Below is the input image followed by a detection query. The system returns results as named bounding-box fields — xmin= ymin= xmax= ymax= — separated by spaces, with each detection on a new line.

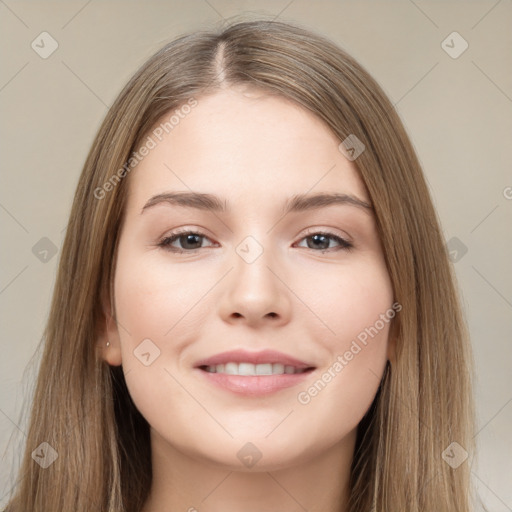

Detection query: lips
xmin=194 ymin=349 xmax=315 ymax=371
xmin=193 ymin=349 xmax=316 ymax=396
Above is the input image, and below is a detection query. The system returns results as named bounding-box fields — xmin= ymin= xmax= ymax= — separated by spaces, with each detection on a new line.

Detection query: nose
xmin=217 ymin=244 xmax=292 ymax=328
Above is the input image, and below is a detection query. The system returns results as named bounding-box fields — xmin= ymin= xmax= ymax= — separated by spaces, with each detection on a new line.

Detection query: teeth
xmin=204 ymin=362 xmax=308 ymax=375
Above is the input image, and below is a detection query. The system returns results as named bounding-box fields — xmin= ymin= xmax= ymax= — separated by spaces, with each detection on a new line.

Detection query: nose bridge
xmin=233 ymin=232 xmax=279 ymax=300
xmin=218 ymin=231 xmax=291 ymax=325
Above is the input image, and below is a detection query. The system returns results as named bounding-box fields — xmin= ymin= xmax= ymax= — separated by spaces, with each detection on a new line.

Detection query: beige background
xmin=1 ymin=1 xmax=511 ymax=509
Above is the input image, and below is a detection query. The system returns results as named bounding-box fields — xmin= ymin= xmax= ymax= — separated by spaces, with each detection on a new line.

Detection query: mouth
xmin=193 ymin=349 xmax=316 ymax=396
xmin=198 ymin=362 xmax=315 ymax=376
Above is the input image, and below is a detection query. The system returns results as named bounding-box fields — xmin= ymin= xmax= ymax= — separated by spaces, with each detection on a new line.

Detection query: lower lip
xmin=194 ymin=368 xmax=315 ymax=396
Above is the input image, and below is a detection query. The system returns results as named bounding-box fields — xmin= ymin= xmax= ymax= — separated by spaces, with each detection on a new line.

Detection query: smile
xmin=200 ymin=362 xmax=312 ymax=376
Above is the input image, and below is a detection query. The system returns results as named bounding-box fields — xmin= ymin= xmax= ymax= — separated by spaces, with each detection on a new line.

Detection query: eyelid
xmin=299 ymin=226 xmax=353 ymax=244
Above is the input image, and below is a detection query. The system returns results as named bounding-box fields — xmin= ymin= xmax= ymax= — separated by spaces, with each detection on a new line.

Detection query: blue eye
xmin=296 ymin=232 xmax=353 ymax=251
xmin=158 ymin=230 xmax=353 ymax=253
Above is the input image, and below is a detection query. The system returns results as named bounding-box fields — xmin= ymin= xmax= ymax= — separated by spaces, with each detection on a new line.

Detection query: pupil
xmin=182 ymin=234 xmax=201 ymax=249
xmin=310 ymin=234 xmax=328 ymax=250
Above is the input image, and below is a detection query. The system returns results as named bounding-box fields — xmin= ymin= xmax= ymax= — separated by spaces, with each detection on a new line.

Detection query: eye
xmin=295 ymin=231 xmax=353 ymax=252
xmin=158 ymin=229 xmax=215 ymax=253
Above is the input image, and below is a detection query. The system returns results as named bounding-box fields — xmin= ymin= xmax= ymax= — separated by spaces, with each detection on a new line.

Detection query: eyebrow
xmin=140 ymin=191 xmax=374 ymax=216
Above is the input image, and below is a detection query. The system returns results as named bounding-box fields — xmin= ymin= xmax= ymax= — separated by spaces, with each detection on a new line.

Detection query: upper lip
xmin=194 ymin=349 xmax=315 ymax=370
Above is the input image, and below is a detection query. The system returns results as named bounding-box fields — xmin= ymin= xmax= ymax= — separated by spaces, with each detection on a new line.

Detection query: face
xmin=102 ymin=86 xmax=395 ymax=470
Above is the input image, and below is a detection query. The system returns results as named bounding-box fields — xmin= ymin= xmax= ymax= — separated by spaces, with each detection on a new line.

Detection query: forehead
xmin=125 ymin=87 xmax=369 ymax=212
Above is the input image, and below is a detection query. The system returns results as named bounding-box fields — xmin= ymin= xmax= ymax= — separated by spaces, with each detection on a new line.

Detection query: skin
xmin=98 ymin=85 xmax=396 ymax=512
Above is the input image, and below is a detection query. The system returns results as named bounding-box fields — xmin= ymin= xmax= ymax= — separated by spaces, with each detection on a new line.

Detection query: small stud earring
xmin=106 ymin=341 xmax=110 ymax=347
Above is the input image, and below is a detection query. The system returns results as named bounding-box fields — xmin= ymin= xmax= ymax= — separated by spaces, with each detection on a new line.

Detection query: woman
xmin=4 ymin=18 xmax=478 ymax=512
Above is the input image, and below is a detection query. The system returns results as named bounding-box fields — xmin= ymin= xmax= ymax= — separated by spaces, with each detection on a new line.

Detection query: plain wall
xmin=1 ymin=1 xmax=511 ymax=509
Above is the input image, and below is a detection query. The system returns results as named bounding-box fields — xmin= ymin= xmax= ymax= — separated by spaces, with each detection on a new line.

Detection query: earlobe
xmin=96 ymin=290 xmax=123 ymax=366
xmin=101 ymin=337 xmax=123 ymax=366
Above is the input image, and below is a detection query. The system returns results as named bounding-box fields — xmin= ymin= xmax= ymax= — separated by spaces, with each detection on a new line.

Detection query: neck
xmin=141 ymin=428 xmax=356 ymax=512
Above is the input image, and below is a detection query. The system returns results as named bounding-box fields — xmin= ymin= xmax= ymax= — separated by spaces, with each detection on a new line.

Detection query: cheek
xmin=332 ymin=277 xmax=393 ymax=344
xmin=114 ymin=247 xmax=204 ymax=345
xmin=295 ymin=257 xmax=393 ymax=404
xmin=112 ymin=250 xmax=205 ymax=428
xmin=114 ymin=270 xmax=170 ymax=346
xmin=295 ymin=259 xmax=393 ymax=422
xmin=301 ymin=254 xmax=394 ymax=343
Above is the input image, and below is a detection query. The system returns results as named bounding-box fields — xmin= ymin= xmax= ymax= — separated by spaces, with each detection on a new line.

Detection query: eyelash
xmin=157 ymin=228 xmax=353 ymax=254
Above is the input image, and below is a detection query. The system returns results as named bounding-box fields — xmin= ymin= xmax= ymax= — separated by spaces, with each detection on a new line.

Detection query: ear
xmin=96 ymin=284 xmax=123 ymax=366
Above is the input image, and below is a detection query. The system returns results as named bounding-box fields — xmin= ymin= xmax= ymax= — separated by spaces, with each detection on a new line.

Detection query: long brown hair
xmin=4 ymin=16 xmax=479 ymax=511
